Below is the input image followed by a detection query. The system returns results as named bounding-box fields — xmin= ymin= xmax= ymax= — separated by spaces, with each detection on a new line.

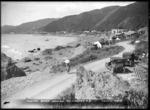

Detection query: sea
xmin=1 ymin=34 xmax=77 ymax=60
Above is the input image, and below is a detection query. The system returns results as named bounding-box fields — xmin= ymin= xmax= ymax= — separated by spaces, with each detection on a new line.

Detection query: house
xmin=115 ymin=33 xmax=125 ymax=40
xmin=124 ymin=31 xmax=135 ymax=35
xmin=124 ymin=31 xmax=136 ymax=39
xmin=111 ymin=29 xmax=124 ymax=34
xmin=138 ymin=27 xmax=148 ymax=34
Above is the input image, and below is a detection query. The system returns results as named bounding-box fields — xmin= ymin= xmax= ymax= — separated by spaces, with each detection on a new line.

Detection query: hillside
xmin=2 ymin=2 xmax=148 ymax=33
xmin=42 ymin=2 xmax=148 ymax=32
xmin=1 ymin=18 xmax=58 ymax=34
xmin=95 ymin=2 xmax=148 ymax=30
xmin=42 ymin=6 xmax=120 ymax=32
xmin=1 ymin=25 xmax=15 ymax=33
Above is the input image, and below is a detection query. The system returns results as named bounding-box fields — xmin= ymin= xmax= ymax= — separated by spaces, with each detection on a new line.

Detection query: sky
xmin=1 ymin=1 xmax=135 ymax=26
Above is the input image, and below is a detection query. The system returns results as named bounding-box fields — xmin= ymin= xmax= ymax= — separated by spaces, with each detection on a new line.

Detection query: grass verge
xmin=50 ymin=45 xmax=124 ymax=73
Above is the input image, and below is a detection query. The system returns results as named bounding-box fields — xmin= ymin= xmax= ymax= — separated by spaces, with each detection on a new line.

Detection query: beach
xmin=1 ymin=34 xmax=77 ymax=60
xmin=1 ymin=34 xmax=87 ymax=74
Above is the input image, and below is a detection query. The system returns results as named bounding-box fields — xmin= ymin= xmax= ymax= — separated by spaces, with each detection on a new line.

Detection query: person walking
xmin=131 ymin=52 xmax=135 ymax=66
xmin=93 ymin=42 xmax=98 ymax=50
xmin=64 ymin=58 xmax=70 ymax=73
xmin=94 ymin=41 xmax=102 ymax=49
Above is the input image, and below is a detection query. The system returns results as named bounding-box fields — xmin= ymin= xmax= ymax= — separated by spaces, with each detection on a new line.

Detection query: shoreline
xmin=1 ymin=34 xmax=106 ymax=101
xmin=2 ymin=34 xmax=79 ymax=61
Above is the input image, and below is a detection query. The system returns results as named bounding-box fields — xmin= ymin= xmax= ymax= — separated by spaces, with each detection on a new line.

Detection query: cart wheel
xmin=115 ymin=65 xmax=123 ymax=73
xmin=111 ymin=67 xmax=115 ymax=74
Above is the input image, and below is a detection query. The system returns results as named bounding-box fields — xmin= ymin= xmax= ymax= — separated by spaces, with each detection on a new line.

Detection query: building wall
xmin=112 ymin=29 xmax=124 ymax=34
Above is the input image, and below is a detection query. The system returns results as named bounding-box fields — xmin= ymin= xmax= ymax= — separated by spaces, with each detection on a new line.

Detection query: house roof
xmin=115 ymin=33 xmax=123 ymax=36
xmin=124 ymin=31 xmax=136 ymax=36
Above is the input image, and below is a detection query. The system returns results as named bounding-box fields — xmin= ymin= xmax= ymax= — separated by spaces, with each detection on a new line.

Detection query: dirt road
xmin=2 ymin=41 xmax=135 ymax=108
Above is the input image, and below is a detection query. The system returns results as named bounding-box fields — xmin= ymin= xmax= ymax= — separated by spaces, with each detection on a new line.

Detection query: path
xmin=2 ymin=41 xmax=135 ymax=108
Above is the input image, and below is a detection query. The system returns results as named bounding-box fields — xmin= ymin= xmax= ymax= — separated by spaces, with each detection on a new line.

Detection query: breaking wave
xmin=2 ymin=46 xmax=22 ymax=60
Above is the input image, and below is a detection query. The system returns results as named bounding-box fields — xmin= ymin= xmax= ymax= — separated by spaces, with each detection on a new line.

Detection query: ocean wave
xmin=2 ymin=48 xmax=23 ymax=60
xmin=9 ymin=49 xmax=22 ymax=55
xmin=2 ymin=45 xmax=10 ymax=49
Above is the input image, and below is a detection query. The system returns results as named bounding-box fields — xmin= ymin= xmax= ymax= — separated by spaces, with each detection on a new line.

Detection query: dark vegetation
xmin=123 ymin=89 xmax=148 ymax=109
xmin=56 ymin=66 xmax=148 ymax=109
xmin=42 ymin=49 xmax=53 ymax=55
xmin=34 ymin=58 xmax=40 ymax=61
xmin=54 ymin=45 xmax=73 ymax=51
xmin=133 ymin=40 xmax=148 ymax=63
xmin=50 ymin=45 xmax=124 ymax=73
xmin=70 ymin=46 xmax=124 ymax=67
xmin=23 ymin=57 xmax=32 ymax=62
xmin=1 ymin=53 xmax=26 ymax=81
xmin=56 ymin=84 xmax=75 ymax=101
xmin=44 ymin=56 xmax=53 ymax=61
xmin=135 ymin=41 xmax=148 ymax=54
xmin=42 ymin=44 xmax=75 ymax=55
xmin=54 ymin=46 xmax=65 ymax=51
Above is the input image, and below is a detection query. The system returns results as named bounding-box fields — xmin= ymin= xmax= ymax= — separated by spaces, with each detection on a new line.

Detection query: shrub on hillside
xmin=70 ymin=46 xmax=124 ymax=67
xmin=75 ymin=43 xmax=81 ymax=47
xmin=44 ymin=56 xmax=52 ymax=61
xmin=50 ymin=63 xmax=66 ymax=73
xmin=34 ymin=58 xmax=40 ymax=61
xmin=49 ymin=46 xmax=124 ymax=74
xmin=54 ymin=46 xmax=65 ymax=51
xmin=42 ymin=49 xmax=53 ymax=55
xmin=23 ymin=57 xmax=32 ymax=62
xmin=66 ymin=45 xmax=73 ymax=48
xmin=80 ymin=54 xmax=98 ymax=63
xmin=123 ymin=90 xmax=148 ymax=109
xmin=135 ymin=41 xmax=148 ymax=54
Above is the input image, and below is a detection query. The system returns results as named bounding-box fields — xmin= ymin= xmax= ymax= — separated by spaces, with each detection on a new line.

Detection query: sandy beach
xmin=1 ymin=34 xmax=89 ymax=75
xmin=2 ymin=34 xmax=77 ymax=60
xmin=1 ymin=34 xmax=88 ymax=102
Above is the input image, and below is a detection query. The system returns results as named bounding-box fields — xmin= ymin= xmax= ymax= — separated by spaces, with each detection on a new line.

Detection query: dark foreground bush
xmin=1 ymin=53 xmax=26 ymax=81
xmin=55 ymin=67 xmax=147 ymax=109
xmin=123 ymin=90 xmax=148 ymax=109
xmin=56 ymin=84 xmax=75 ymax=101
xmin=135 ymin=41 xmax=148 ymax=54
